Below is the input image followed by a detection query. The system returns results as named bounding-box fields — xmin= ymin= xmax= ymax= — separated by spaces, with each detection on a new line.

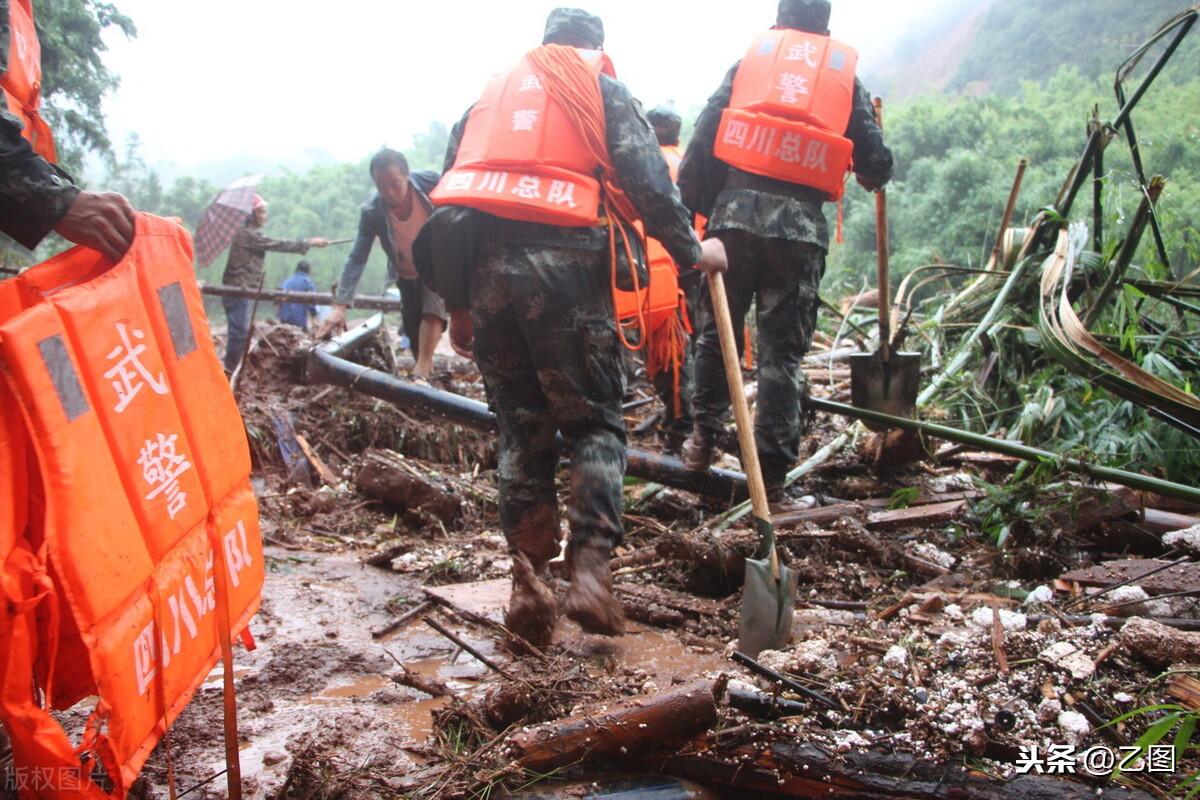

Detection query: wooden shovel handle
xmin=706 ymin=270 xmax=773 ymax=529
xmin=873 ymin=97 xmax=891 ymax=361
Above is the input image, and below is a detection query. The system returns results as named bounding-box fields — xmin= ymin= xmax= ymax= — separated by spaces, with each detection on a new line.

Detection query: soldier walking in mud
xmin=679 ymin=0 xmax=894 ymax=502
xmin=437 ymin=8 xmax=727 ymax=646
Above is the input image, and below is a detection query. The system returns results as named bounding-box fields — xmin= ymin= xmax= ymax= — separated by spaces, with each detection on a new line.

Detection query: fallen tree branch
xmin=505 ymin=677 xmax=726 ymax=773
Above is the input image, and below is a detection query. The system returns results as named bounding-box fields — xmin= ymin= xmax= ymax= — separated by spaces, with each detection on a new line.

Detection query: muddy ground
xmin=6 ymin=320 xmax=1199 ymax=799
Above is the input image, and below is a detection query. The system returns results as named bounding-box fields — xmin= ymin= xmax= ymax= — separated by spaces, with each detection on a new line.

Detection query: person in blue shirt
xmin=277 ymin=259 xmax=319 ymax=330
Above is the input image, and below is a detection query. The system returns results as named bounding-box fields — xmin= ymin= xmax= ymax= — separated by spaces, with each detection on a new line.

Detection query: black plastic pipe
xmin=306 ymin=345 xmax=748 ymax=502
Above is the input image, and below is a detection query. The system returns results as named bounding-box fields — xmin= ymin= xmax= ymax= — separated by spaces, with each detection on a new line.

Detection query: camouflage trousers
xmin=471 ymin=243 xmax=627 ymax=566
xmin=692 ymin=230 xmax=826 ymax=487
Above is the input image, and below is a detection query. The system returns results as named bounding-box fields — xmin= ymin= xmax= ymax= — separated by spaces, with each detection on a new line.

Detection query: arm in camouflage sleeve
xmin=677 ymin=62 xmax=738 ymax=220
xmin=601 ymin=76 xmax=701 ymax=269
xmin=0 ymin=106 xmax=80 ymax=250
xmin=845 ymin=78 xmax=894 ymax=191
xmin=0 ymin=0 xmax=81 ymax=249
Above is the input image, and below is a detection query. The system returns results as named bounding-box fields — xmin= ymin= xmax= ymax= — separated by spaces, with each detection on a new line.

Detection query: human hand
xmin=314 ymin=304 xmax=348 ymax=339
xmin=53 ymin=191 xmax=136 ymax=262
xmin=309 ymin=237 xmax=331 ymax=248
xmin=694 ymin=237 xmax=728 ymax=275
xmin=449 ymin=308 xmax=474 ymax=360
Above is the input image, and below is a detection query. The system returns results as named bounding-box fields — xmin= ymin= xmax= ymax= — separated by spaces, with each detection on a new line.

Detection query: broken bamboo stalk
xmin=1082 ymin=177 xmax=1165 ymax=327
xmin=713 ymin=428 xmax=855 ymax=532
xmin=505 ymin=677 xmax=726 ymax=773
xmin=807 ymin=397 xmax=1200 ymax=506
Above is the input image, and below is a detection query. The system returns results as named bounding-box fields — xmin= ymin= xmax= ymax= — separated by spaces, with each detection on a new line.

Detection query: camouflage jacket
xmin=0 ymin=0 xmax=80 ymax=251
xmin=678 ymin=60 xmax=894 ymax=251
xmin=443 ymin=67 xmax=702 ymax=270
xmin=221 ymin=223 xmax=311 ymax=289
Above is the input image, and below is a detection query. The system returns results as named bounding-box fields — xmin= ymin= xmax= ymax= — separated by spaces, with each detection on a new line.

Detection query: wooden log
xmin=1060 ymin=558 xmax=1200 ymax=595
xmin=658 ymin=740 xmax=1156 ymax=799
xmin=866 ymin=500 xmax=966 ymax=531
xmin=1120 ymin=616 xmax=1200 ymax=667
xmin=391 ymin=664 xmax=451 ymax=698
xmin=772 ymin=503 xmax=866 ymax=528
xmin=355 ymin=449 xmax=462 ymax=524
xmin=1167 ymin=673 xmax=1200 ymax=710
xmin=506 ymin=677 xmax=726 ymax=773
xmin=832 ymin=519 xmax=949 ymax=577
xmin=1046 ymin=483 xmax=1141 ymax=535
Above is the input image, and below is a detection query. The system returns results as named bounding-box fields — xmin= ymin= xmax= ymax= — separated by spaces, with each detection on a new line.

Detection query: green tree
xmin=36 ymin=0 xmax=136 ymax=172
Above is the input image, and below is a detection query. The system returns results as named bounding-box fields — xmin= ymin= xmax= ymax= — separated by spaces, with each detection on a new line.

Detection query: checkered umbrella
xmin=194 ymin=174 xmax=262 ymax=268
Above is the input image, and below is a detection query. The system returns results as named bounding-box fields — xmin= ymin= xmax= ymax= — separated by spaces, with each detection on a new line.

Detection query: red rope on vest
xmin=527 ymin=45 xmax=648 ymax=352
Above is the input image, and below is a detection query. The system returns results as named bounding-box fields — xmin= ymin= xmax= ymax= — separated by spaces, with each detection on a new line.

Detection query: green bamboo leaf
xmin=1175 ymin=714 xmax=1197 ymax=765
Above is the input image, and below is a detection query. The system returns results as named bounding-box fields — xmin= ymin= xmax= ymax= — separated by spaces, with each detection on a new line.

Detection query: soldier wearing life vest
xmin=637 ymin=105 xmax=698 ymax=455
xmin=434 ymin=8 xmax=727 ymax=645
xmin=0 ymin=0 xmax=135 ymax=262
xmin=679 ymin=0 xmax=893 ymax=501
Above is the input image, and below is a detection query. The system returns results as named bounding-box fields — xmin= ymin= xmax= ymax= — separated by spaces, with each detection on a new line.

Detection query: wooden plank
xmin=294 ymin=433 xmax=339 ymax=485
xmin=1060 ymin=559 xmax=1200 ymax=595
xmin=866 ymin=500 xmax=966 ymax=530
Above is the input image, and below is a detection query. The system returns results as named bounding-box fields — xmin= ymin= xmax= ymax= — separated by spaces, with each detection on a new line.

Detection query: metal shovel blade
xmin=849 ymin=350 xmax=922 ymax=432
xmin=738 ymin=519 xmax=799 ymax=658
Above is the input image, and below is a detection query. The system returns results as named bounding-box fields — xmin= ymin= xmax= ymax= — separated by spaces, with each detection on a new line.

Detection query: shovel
xmin=849 ymin=97 xmax=921 ymax=432
xmin=705 ymin=267 xmax=798 ymax=657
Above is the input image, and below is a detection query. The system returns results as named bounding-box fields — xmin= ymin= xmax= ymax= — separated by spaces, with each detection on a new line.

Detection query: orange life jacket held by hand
xmin=430 ymin=47 xmax=617 ymax=226
xmin=2 ymin=0 xmax=57 ymax=163
xmin=714 ymin=29 xmax=857 ymax=200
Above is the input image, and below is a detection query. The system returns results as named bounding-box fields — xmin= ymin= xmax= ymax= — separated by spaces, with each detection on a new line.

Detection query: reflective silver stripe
xmin=37 ymin=335 xmax=89 ymax=421
xmin=158 ymin=282 xmax=197 ymax=359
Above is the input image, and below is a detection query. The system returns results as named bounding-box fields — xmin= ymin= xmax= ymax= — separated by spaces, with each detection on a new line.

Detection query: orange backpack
xmin=615 ymin=145 xmax=687 ymax=332
xmin=714 ymin=29 xmax=857 ymax=199
xmin=431 ymin=47 xmax=617 ymax=226
xmin=0 ymin=214 xmax=262 ymax=798
xmin=2 ymin=0 xmax=57 ymax=163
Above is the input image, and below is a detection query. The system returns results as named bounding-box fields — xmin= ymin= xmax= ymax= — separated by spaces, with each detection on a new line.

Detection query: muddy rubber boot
xmin=680 ymin=425 xmax=717 ymax=472
xmin=563 ymin=544 xmax=625 ymax=637
xmin=505 ymin=552 xmax=559 ymax=647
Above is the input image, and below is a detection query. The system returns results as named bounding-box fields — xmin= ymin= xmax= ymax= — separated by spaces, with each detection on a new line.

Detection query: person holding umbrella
xmin=219 ymin=195 xmax=328 ymax=372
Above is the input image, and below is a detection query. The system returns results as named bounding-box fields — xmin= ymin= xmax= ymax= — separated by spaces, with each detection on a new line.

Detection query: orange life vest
xmin=0 ymin=214 xmax=263 ymax=797
xmin=615 ymin=145 xmax=686 ymax=332
xmin=714 ymin=29 xmax=857 ymax=200
xmin=430 ymin=47 xmax=617 ymax=226
xmin=2 ymin=0 xmax=56 ymax=163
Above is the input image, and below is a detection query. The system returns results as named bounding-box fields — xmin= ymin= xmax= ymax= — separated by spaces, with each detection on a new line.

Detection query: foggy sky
xmin=100 ymin=0 xmax=966 ymax=172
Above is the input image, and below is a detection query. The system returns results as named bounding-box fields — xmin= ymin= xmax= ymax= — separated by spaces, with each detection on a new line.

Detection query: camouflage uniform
xmin=0 ymin=0 xmax=79 ymax=251
xmin=444 ymin=11 xmax=701 ymax=568
xmin=678 ymin=0 xmax=893 ymax=491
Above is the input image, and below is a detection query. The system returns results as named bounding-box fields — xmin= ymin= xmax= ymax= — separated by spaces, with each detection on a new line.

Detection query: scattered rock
xmin=969 ymin=606 xmax=1027 ymax=631
xmin=1164 ymin=524 xmax=1200 ymax=554
xmin=1039 ymin=641 xmax=1095 ymax=681
xmin=883 ymin=645 xmax=909 ymax=669
xmin=1023 ymin=585 xmax=1054 ymax=605
xmin=262 ymin=751 xmax=288 ymax=767
xmin=1105 ymin=585 xmax=1150 ymax=616
xmin=1057 ymin=709 xmax=1091 ymax=746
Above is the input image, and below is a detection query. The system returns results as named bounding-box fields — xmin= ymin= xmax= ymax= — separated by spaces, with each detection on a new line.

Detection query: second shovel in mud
xmin=850 ymin=97 xmax=920 ymax=431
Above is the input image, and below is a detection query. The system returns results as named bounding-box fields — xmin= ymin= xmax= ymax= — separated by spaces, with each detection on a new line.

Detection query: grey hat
xmin=542 ymin=8 xmax=605 ymax=48
xmin=777 ymin=0 xmax=831 ymax=34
